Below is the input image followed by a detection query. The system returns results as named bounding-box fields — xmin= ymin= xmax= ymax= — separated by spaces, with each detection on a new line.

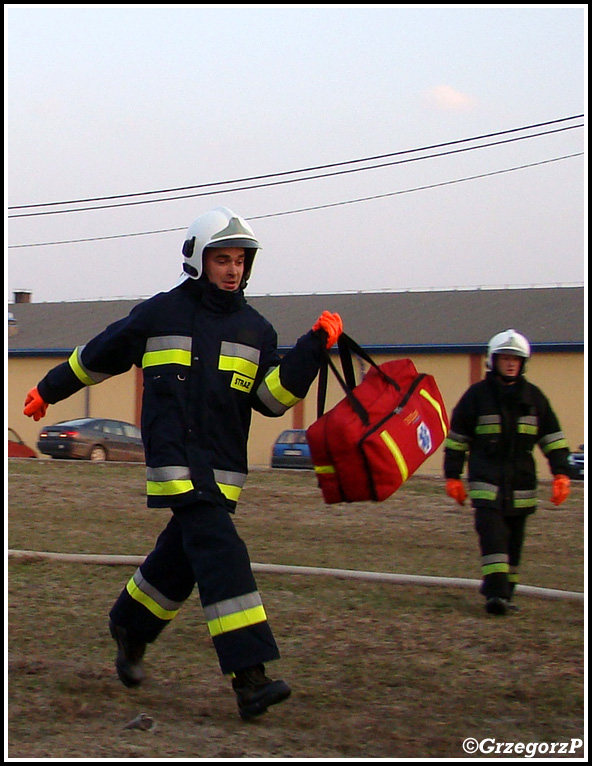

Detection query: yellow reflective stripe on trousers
xmin=419 ymin=388 xmax=447 ymax=436
xmin=126 ymin=571 xmax=181 ymax=621
xmin=314 ymin=465 xmax=336 ymax=474
xmin=482 ymin=562 xmax=510 ymax=575
xmin=203 ymin=592 xmax=267 ymax=637
xmin=380 ymin=430 xmax=409 ymax=482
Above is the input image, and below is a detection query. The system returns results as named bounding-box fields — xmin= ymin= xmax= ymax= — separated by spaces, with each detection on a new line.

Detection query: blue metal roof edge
xmin=9 ymin=342 xmax=584 ymax=357
xmin=8 ymin=349 xmax=75 ymax=357
xmin=277 ymin=342 xmax=584 ymax=354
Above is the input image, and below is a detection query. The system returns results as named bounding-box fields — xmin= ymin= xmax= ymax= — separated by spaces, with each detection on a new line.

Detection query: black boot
xmin=232 ymin=664 xmax=291 ymax=721
xmin=485 ymin=596 xmax=509 ymax=615
xmin=109 ymin=620 xmax=146 ymax=688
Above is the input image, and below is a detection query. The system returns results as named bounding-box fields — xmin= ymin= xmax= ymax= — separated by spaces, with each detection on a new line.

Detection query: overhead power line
xmin=7 ymin=114 xmax=584 ymax=218
xmin=8 ymin=152 xmax=583 ymax=249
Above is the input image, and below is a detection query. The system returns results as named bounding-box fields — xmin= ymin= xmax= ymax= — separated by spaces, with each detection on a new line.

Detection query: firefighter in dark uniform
xmin=443 ymin=329 xmax=571 ymax=615
xmin=23 ymin=206 xmax=344 ymax=720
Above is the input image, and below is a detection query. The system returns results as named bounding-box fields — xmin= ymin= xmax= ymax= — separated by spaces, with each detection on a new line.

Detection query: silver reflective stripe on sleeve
xmin=444 ymin=430 xmax=471 ymax=451
xmin=256 ymin=366 xmax=301 ymax=415
xmin=538 ymin=431 xmax=569 ymax=454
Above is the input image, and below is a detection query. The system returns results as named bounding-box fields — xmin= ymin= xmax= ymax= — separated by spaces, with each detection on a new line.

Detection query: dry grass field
xmin=7 ymin=459 xmax=585 ymax=759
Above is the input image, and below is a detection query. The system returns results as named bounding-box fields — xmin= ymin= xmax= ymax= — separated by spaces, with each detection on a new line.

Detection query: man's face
xmin=495 ymin=353 xmax=522 ymax=378
xmin=203 ymin=247 xmax=245 ymax=291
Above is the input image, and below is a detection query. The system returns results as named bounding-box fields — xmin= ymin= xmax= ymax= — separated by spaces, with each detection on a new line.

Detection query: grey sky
xmin=5 ymin=5 xmax=586 ymax=303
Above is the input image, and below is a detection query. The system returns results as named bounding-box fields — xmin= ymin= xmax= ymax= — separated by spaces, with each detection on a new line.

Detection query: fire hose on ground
xmin=7 ymin=549 xmax=583 ymax=602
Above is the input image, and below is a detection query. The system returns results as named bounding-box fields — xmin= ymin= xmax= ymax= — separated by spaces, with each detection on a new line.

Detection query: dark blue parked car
xmin=567 ymin=445 xmax=584 ymax=481
xmin=271 ymin=429 xmax=313 ymax=469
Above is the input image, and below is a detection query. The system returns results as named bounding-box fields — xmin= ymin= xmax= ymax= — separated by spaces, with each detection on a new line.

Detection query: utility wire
xmin=8 ymin=114 xmax=584 ymax=216
xmin=8 ymin=152 xmax=583 ymax=249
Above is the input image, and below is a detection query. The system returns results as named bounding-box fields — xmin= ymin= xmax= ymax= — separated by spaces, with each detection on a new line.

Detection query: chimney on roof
xmin=14 ymin=290 xmax=32 ymax=304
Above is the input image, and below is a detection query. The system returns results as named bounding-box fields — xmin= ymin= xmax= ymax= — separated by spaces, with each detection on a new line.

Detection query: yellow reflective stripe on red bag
xmin=380 ymin=430 xmax=409 ymax=482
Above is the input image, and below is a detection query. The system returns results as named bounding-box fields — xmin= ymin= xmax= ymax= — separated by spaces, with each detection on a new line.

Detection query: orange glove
xmin=551 ymin=474 xmax=570 ymax=506
xmin=446 ymin=478 xmax=467 ymax=506
xmin=23 ymin=387 xmax=48 ymax=421
xmin=313 ymin=311 xmax=343 ymax=349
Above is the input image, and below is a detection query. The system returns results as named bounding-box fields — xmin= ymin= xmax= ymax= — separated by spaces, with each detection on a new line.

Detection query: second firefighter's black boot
xmin=109 ymin=620 xmax=146 ymax=688
xmin=232 ymin=664 xmax=291 ymax=721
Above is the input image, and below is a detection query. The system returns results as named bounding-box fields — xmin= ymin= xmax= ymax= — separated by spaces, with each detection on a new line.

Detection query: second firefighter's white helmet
xmin=181 ymin=207 xmax=261 ymax=288
xmin=486 ymin=329 xmax=531 ymax=370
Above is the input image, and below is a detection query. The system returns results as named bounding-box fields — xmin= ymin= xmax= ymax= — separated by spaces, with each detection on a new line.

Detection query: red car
xmin=8 ymin=427 xmax=37 ymax=458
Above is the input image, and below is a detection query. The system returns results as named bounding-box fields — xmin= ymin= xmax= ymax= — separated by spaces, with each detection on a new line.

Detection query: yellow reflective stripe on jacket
xmin=517 ymin=416 xmax=538 ymax=435
xmin=203 ymin=592 xmax=267 ymax=637
xmin=68 ymin=346 xmax=113 ymax=386
xmin=142 ymin=335 xmax=192 ymax=368
xmin=257 ymin=366 xmax=301 ymax=415
xmin=380 ymin=430 xmax=409 ymax=482
xmin=314 ymin=465 xmax=335 ymax=474
xmin=469 ymin=481 xmax=498 ymax=501
xmin=126 ymin=569 xmax=182 ymax=621
xmin=513 ymin=489 xmax=537 ymax=508
xmin=475 ymin=414 xmax=501 ymax=434
xmin=419 ymin=388 xmax=447 ymax=436
xmin=218 ymin=341 xmax=260 ymax=380
xmin=146 ymin=465 xmax=194 ymax=497
xmin=213 ymin=469 xmax=247 ymax=503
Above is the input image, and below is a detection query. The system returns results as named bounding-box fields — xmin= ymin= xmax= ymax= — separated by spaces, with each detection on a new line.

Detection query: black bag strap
xmin=316 ymin=333 xmax=401 ymax=425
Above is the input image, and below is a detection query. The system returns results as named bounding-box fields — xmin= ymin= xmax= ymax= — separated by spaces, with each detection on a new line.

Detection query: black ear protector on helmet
xmin=182 ymin=238 xmax=199 ymax=277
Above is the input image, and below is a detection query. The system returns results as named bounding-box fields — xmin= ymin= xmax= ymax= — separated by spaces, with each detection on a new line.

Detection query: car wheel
xmin=89 ymin=445 xmax=107 ymax=462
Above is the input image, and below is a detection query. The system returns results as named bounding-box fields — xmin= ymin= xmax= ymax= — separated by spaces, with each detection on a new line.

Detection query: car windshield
xmin=278 ymin=431 xmax=307 ymax=444
xmin=56 ymin=418 xmax=96 ymax=427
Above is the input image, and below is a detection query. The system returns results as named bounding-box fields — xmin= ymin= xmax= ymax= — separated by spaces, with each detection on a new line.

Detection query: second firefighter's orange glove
xmin=446 ymin=478 xmax=467 ymax=506
xmin=23 ymin=386 xmax=48 ymax=421
xmin=550 ymin=474 xmax=570 ymax=506
xmin=313 ymin=311 xmax=343 ymax=349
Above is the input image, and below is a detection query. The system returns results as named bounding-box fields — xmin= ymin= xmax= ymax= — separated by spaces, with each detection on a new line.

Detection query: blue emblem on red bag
xmin=417 ymin=422 xmax=432 ymax=454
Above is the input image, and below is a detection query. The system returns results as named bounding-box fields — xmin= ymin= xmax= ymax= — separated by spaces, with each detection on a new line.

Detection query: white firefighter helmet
xmin=486 ymin=329 xmax=531 ymax=370
xmin=181 ymin=207 xmax=260 ymax=288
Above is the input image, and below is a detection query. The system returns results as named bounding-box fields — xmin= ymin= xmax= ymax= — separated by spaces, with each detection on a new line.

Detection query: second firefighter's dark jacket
xmin=37 ymin=279 xmax=325 ymax=510
xmin=443 ymin=371 xmax=570 ymax=514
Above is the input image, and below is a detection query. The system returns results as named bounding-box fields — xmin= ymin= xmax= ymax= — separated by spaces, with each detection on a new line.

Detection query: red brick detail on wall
xmin=292 ymin=399 xmax=304 ymax=429
xmin=470 ymin=354 xmax=483 ymax=385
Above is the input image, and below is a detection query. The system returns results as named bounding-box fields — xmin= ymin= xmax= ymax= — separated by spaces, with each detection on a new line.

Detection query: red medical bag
xmin=306 ymin=334 xmax=449 ymax=504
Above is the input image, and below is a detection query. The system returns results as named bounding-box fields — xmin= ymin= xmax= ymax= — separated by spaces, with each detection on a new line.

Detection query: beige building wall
xmin=9 ymin=351 xmax=584 ymax=483
xmin=8 ymin=356 xmax=137 ymax=453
